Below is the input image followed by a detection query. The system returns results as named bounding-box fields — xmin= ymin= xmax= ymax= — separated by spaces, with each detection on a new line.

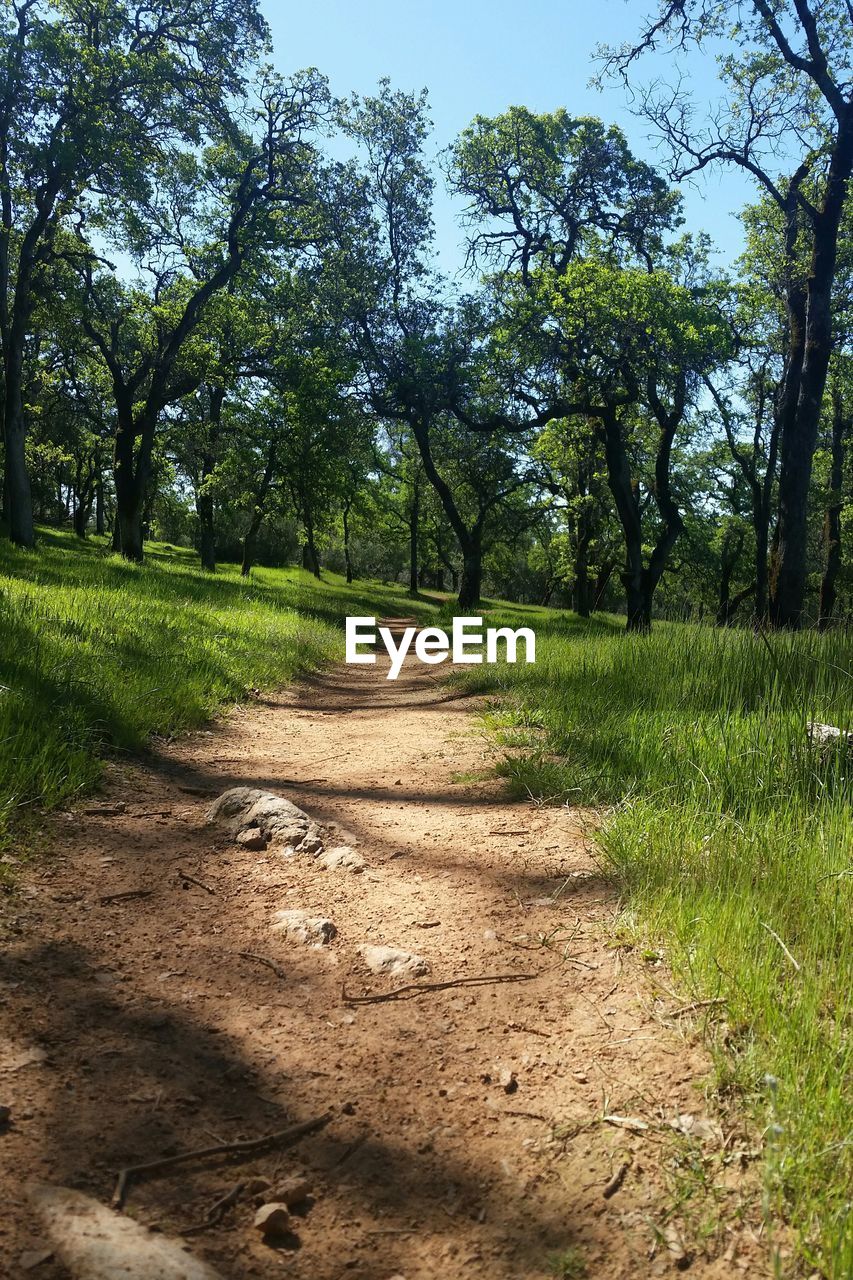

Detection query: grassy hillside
xmin=457 ymin=610 xmax=853 ymax=1277
xmin=0 ymin=530 xmax=430 ymax=850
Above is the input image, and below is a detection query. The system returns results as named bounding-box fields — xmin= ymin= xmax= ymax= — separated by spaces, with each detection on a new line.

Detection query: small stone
xmin=297 ymin=833 xmax=324 ymax=856
xmin=264 ymin=1176 xmax=312 ymax=1207
xmin=357 ymin=945 xmax=429 ymax=978
xmin=253 ymin=1202 xmax=290 ymax=1238
xmin=271 ymin=909 xmax=337 ymax=945
xmin=500 ymin=1069 xmax=518 ymax=1094
xmin=236 ymin=827 xmax=267 ymax=851
xmin=317 ymin=846 xmax=365 ymax=873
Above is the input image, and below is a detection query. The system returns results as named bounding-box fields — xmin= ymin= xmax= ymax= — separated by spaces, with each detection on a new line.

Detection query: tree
xmin=602 ymin=0 xmax=853 ymax=626
xmin=0 ymin=0 xmax=269 ymax=547
xmin=78 ymin=69 xmax=328 ymax=560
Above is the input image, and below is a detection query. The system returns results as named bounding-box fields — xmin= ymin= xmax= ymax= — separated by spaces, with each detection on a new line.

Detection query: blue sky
xmin=264 ymin=0 xmax=758 ymax=278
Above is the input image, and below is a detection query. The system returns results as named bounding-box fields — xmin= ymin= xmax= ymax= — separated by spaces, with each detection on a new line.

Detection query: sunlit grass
xmin=459 ymin=614 xmax=853 ymax=1278
xmin=0 ymin=528 xmax=430 ymax=847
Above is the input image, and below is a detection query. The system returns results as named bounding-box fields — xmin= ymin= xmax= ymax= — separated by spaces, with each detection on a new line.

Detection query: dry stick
xmin=238 ymin=951 xmax=285 ymax=979
xmin=176 ymin=869 xmax=216 ymax=895
xmin=341 ymin=972 xmax=538 ymax=1006
xmin=668 ymin=997 xmax=727 ymax=1018
xmin=761 ymin=922 xmax=801 ymax=972
xmin=183 ymin=1180 xmax=246 ymax=1235
xmin=112 ymin=1112 xmax=332 ymax=1210
xmin=602 ymin=1161 xmax=630 ymax=1200
xmin=99 ymin=888 xmax=154 ymax=905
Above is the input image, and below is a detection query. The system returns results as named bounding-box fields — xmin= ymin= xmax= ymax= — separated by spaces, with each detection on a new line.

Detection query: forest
xmin=0 ymin=3 xmax=851 ymax=1280
xmin=0 ymin=0 xmax=850 ymax=630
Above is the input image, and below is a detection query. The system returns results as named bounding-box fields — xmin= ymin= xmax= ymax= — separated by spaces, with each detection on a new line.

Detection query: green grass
xmin=0 ymin=528 xmax=432 ymax=851
xmin=455 ymin=610 xmax=852 ymax=1277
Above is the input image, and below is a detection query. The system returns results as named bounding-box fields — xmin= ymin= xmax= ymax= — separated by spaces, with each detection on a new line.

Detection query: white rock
xmin=206 ymin=788 xmax=318 ymax=850
xmin=271 ymin=909 xmax=337 ymax=945
xmin=253 ymin=1202 xmax=290 ymax=1237
xmin=357 ymin=945 xmax=429 ymax=977
xmin=317 ymin=845 xmax=365 ymax=873
xmin=28 ymin=1184 xmax=223 ymax=1280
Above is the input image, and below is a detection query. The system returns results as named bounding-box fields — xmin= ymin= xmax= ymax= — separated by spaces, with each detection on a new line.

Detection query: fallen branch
xmin=99 ymin=889 xmax=153 ymax=905
xmin=112 ymin=1112 xmax=332 ymax=1209
xmin=183 ymin=1181 xmax=246 ymax=1235
xmin=238 ymin=951 xmax=285 ymax=979
xmin=341 ymin=972 xmax=538 ymax=1005
xmin=176 ymin=870 xmax=216 ymax=896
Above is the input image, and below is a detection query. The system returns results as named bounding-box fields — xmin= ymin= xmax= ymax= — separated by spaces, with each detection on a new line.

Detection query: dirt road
xmin=0 ymin=641 xmax=764 ymax=1278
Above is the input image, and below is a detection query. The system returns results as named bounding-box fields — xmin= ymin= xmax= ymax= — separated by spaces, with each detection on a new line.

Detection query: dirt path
xmin=1 ymin=641 xmax=764 ymax=1279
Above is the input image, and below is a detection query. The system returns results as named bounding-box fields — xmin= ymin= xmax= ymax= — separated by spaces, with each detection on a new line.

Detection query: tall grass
xmin=0 ymin=529 xmax=426 ymax=847
xmin=461 ymin=614 xmax=852 ymax=1278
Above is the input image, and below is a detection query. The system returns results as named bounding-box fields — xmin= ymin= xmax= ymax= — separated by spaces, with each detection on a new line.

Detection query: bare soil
xmin=0 ymin=640 xmax=766 ymax=1279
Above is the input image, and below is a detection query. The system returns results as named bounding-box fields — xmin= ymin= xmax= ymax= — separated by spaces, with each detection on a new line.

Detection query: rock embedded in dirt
xmin=357 ymin=944 xmax=429 ymax=977
xmin=263 ymin=1175 xmax=312 ymax=1207
xmin=253 ymin=1202 xmax=290 ymax=1238
xmin=317 ymin=845 xmax=365 ymax=873
xmin=206 ymin=787 xmax=322 ymax=854
xmin=271 ymin=909 xmax=337 ymax=945
xmin=236 ymin=826 xmax=267 ymax=851
xmin=28 ymin=1184 xmax=224 ymax=1279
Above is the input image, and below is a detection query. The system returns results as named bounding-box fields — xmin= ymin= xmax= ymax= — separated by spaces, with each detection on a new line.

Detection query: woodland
xmin=0 ymin=0 xmax=850 ymax=631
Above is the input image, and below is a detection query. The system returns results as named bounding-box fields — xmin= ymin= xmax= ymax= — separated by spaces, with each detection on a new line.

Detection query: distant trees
xmin=0 ymin=2 xmax=850 ymax=626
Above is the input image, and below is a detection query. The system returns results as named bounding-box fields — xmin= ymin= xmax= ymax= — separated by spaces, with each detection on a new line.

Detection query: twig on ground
xmin=183 ymin=1181 xmax=246 ymax=1234
xmin=238 ymin=951 xmax=285 ymax=979
xmin=99 ymin=889 xmax=153 ymax=905
xmin=489 ymin=829 xmax=528 ymax=836
xmin=176 ymin=870 xmax=216 ymax=895
xmin=341 ymin=972 xmax=538 ymax=1005
xmin=668 ymin=997 xmax=726 ymax=1017
xmin=112 ymin=1112 xmax=332 ymax=1209
xmin=602 ymin=1161 xmax=630 ymax=1199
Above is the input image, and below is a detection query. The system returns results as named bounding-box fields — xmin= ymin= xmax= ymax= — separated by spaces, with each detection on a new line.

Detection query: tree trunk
xmin=303 ymin=512 xmax=321 ymax=578
xmin=458 ymin=534 xmax=483 ymax=609
xmin=95 ymin=471 xmax=105 ymax=536
xmin=573 ymin=523 xmax=591 ymax=617
xmin=197 ymin=386 xmax=223 ymax=572
xmin=2 ymin=397 xmax=34 ymax=547
xmin=818 ymin=386 xmax=847 ymax=630
xmin=599 ymin=410 xmax=648 ymax=631
xmin=112 ymin=406 xmax=151 ymax=564
xmin=241 ymin=442 xmax=276 ymax=577
xmin=342 ymin=501 xmax=354 ymax=583
xmin=409 ymin=483 xmax=419 ymax=595
xmin=198 ymin=507 xmax=216 ymax=572
xmin=771 ymin=126 xmax=853 ymax=628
